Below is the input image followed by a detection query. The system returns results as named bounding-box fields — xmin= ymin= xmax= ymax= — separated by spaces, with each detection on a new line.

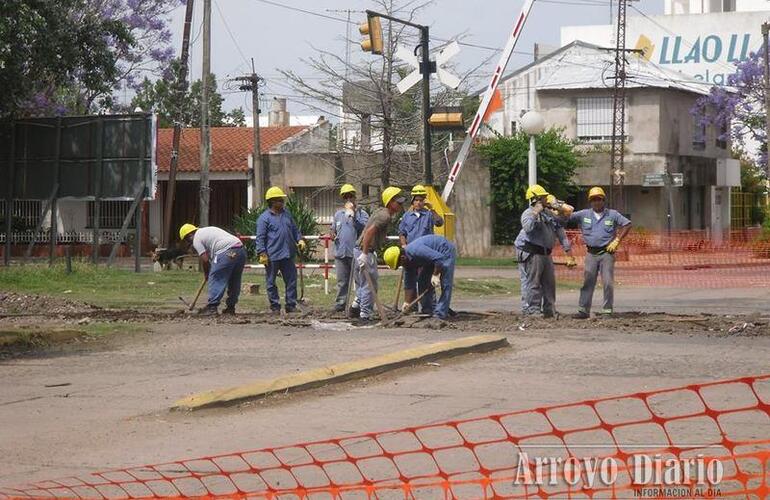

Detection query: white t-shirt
xmin=593 ymin=211 xmax=602 ymax=221
xmin=192 ymin=226 xmax=241 ymax=257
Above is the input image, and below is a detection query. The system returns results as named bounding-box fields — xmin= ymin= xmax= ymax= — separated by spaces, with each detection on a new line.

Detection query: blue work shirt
xmin=399 ymin=209 xmax=443 ymax=243
xmin=255 ymin=209 xmax=302 ymax=261
xmin=330 ymin=208 xmax=369 ymax=258
xmin=404 ymin=235 xmax=455 ymax=270
xmin=514 ymin=207 xmax=572 ymax=252
xmin=569 ymin=208 xmax=630 ymax=248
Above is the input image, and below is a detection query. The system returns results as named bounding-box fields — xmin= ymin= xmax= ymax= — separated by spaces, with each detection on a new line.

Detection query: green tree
xmin=0 ymin=0 xmax=132 ymax=121
xmin=131 ymin=67 xmax=245 ymax=128
xmin=477 ymin=128 xmax=583 ymax=244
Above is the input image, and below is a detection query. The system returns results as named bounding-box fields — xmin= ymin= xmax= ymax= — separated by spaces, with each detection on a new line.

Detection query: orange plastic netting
xmin=546 ymin=229 xmax=770 ymax=288
xmin=3 ymin=374 xmax=769 ymax=499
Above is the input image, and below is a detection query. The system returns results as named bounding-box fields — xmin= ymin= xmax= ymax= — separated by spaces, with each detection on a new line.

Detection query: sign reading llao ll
xmin=561 ymin=10 xmax=764 ymax=86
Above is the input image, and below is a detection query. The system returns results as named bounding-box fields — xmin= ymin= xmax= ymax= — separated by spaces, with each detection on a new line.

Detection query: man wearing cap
xmin=398 ymin=184 xmax=444 ymax=315
xmin=569 ymin=186 xmax=631 ymax=318
xmin=352 ymin=186 xmax=406 ymax=323
xmin=329 ymin=184 xmax=369 ymax=312
xmin=255 ymin=187 xmax=307 ymax=313
xmin=515 ymin=184 xmax=576 ymax=318
xmin=179 ymin=223 xmax=247 ymax=315
xmin=383 ymin=235 xmax=456 ymax=320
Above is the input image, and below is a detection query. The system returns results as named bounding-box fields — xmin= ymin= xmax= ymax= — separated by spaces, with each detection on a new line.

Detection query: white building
xmin=666 ymin=0 xmax=770 ymax=14
xmin=481 ymin=41 xmax=740 ymax=239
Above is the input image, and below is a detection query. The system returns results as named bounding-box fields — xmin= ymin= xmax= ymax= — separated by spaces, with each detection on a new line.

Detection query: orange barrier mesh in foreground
xmin=3 ymin=375 xmax=769 ymax=499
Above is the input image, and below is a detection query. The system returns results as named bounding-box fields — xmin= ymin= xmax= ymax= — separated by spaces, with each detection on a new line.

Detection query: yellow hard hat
xmin=588 ymin=186 xmax=606 ymax=200
xmin=383 ymin=246 xmax=402 ymax=270
xmin=411 ymin=184 xmax=428 ymax=197
xmin=525 ymin=184 xmax=549 ymax=201
xmin=265 ymin=186 xmax=288 ymax=201
xmin=546 ymin=194 xmax=557 ymax=206
xmin=340 ymin=184 xmax=356 ymax=197
xmin=179 ymin=223 xmax=198 ymax=240
xmin=381 ymin=186 xmax=405 ymax=207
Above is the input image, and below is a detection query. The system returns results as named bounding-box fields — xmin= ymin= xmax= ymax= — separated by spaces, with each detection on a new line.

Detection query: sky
xmin=159 ymin=0 xmax=665 ymax=119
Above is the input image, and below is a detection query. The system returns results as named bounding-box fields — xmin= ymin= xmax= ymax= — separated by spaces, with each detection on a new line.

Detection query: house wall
xmin=448 ymin=152 xmax=493 ymax=257
xmin=272 ymin=122 xmax=332 ymax=154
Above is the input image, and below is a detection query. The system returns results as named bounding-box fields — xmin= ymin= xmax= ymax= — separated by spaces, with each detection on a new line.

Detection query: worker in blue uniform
xmin=255 ymin=187 xmax=306 ymax=313
xmin=398 ymin=184 xmax=444 ymax=314
xmin=384 ymin=234 xmax=455 ymax=320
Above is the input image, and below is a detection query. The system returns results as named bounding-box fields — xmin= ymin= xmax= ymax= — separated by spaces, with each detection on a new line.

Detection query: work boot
xmin=572 ymin=311 xmax=590 ymax=319
xmin=197 ymin=305 xmax=218 ymax=316
xmin=348 ymin=303 xmax=361 ymax=319
xmin=334 ymin=304 xmax=345 ymax=313
xmin=221 ymin=307 xmax=236 ymax=316
xmin=285 ymin=306 xmax=299 ymax=314
xmin=353 ymin=316 xmax=375 ymax=326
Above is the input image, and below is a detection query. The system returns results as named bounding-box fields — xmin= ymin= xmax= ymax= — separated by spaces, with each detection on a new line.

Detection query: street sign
xmin=395 ymin=45 xmax=421 ymax=94
xmin=394 ymin=42 xmax=461 ymax=94
xmin=643 ymin=173 xmax=683 ymax=187
xmin=435 ymin=41 xmax=461 ymax=89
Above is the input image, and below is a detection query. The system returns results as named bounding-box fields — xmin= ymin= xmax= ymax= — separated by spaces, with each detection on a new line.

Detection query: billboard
xmin=0 ymin=113 xmax=156 ymax=201
xmin=561 ymin=10 xmax=766 ymax=86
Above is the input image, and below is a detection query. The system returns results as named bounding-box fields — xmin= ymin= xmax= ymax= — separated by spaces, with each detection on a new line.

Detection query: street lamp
xmin=521 ymin=110 xmax=545 ymax=186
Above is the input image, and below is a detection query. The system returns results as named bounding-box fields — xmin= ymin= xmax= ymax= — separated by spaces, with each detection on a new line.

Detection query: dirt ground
xmin=1 ymin=286 xmax=769 ymax=492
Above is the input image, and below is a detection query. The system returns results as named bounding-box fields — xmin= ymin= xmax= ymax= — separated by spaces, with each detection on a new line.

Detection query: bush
xmin=233 ymin=195 xmax=318 ymax=260
xmin=477 ymin=128 xmax=583 ymax=244
xmin=749 ymin=206 xmax=766 ymax=226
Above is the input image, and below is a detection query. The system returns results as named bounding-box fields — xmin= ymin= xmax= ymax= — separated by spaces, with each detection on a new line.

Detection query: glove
xmin=357 ymin=252 xmax=369 ymax=269
xmin=606 ymin=238 xmax=621 ymax=254
xmin=431 ymin=274 xmax=441 ymax=289
xmin=297 ymin=240 xmax=306 ymax=252
xmin=566 ymin=256 xmax=577 ymax=268
xmin=258 ymin=253 xmax=268 ymax=266
xmin=344 ymin=201 xmax=355 ymax=217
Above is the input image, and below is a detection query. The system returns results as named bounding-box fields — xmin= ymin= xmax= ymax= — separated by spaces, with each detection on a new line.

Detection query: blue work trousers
xmin=207 ymin=246 xmax=247 ymax=309
xmin=266 ymin=257 xmax=298 ymax=311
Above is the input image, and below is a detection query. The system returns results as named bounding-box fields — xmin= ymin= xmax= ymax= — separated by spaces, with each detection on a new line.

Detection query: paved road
xmin=1 ymin=316 xmax=768 ymax=489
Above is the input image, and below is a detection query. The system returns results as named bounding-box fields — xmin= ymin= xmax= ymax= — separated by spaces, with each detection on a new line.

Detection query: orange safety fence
xmin=3 ymin=374 xmax=769 ymax=499
xmin=548 ymin=229 xmax=770 ymax=287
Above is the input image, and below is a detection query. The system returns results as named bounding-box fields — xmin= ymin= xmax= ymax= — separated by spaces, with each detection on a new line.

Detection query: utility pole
xmin=199 ymin=0 xmax=211 ymax=227
xmin=162 ymin=0 xmax=195 ymax=247
xmin=762 ymin=23 xmax=770 ymax=177
xmin=233 ymin=60 xmax=265 ymax=208
xmin=420 ymin=25 xmax=433 ymax=185
xmin=609 ymin=0 xmax=630 ymax=213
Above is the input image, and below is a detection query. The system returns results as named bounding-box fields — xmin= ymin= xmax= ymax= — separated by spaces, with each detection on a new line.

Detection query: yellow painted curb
xmin=173 ymin=334 xmax=509 ymax=411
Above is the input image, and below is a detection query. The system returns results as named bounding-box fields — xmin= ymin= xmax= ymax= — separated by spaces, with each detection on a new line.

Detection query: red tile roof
xmin=156 ymin=126 xmax=308 ymax=172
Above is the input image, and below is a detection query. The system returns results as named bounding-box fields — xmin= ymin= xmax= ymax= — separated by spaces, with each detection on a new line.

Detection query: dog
xmin=151 ymin=247 xmax=189 ymax=270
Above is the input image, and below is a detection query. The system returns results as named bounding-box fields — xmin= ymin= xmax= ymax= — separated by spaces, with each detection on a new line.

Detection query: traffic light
xmin=359 ymin=15 xmax=383 ymax=55
xmin=428 ymin=106 xmax=464 ymax=130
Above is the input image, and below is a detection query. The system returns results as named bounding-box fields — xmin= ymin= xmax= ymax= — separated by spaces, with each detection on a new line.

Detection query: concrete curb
xmin=172 ymin=334 xmax=509 ymax=411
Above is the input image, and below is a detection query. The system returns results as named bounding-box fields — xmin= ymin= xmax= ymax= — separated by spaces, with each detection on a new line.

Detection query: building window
xmin=293 ymin=187 xmax=337 ymax=224
xmin=692 ymin=120 xmax=706 ymax=150
xmin=576 ymin=97 xmax=625 ymax=142
xmin=0 ymin=200 xmax=43 ymax=232
xmin=87 ymin=201 xmax=135 ymax=229
xmin=716 ymin=122 xmax=728 ymax=149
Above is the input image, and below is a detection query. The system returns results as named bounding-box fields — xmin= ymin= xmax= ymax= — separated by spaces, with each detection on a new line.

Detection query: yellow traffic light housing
xmin=359 ymin=15 xmax=384 ymax=55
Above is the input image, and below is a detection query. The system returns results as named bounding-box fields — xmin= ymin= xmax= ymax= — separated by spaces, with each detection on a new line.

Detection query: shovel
xmin=179 ymin=278 xmax=207 ymax=312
